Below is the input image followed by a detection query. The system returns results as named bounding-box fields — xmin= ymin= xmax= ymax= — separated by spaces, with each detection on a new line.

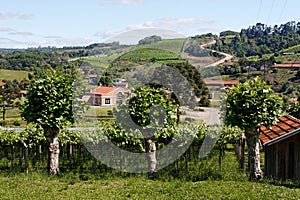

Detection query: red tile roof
xmin=20 ymin=90 xmax=27 ymax=94
xmin=272 ymin=63 xmax=300 ymax=68
xmin=92 ymin=86 xmax=116 ymax=94
xmin=259 ymin=115 xmax=300 ymax=146
xmin=0 ymin=82 xmax=6 ymax=87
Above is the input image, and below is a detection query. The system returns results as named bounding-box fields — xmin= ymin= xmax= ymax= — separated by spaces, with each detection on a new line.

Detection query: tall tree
xmin=115 ymin=86 xmax=178 ymax=178
xmin=221 ymin=77 xmax=282 ymax=180
xmin=21 ymin=66 xmax=88 ymax=174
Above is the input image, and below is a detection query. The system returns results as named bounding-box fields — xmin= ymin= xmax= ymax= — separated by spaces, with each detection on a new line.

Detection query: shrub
xmin=0 ymin=120 xmax=7 ymax=127
xmin=13 ymin=120 xmax=21 ymax=126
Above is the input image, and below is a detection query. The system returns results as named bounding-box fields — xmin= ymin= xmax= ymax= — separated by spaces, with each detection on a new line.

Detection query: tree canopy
xmin=21 ymin=66 xmax=88 ymax=174
xmin=138 ymin=35 xmax=162 ymax=45
xmin=212 ymin=21 xmax=300 ymax=57
xmin=221 ymin=77 xmax=283 ymax=180
xmin=222 ymin=77 xmax=282 ymax=128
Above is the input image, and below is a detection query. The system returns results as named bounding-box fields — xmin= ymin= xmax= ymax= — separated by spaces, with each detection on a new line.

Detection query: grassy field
xmin=116 ymin=48 xmax=180 ymax=62
xmin=140 ymin=38 xmax=186 ymax=54
xmin=0 ymin=108 xmax=26 ymax=127
xmin=84 ymin=107 xmax=113 ymax=117
xmin=81 ymin=53 xmax=122 ymax=69
xmin=0 ymin=151 xmax=299 ymax=200
xmin=0 ymin=69 xmax=29 ymax=81
xmin=1 ymin=174 xmax=300 ymax=200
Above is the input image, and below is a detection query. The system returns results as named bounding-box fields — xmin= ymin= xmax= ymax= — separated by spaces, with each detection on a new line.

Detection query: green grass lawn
xmin=0 ymin=173 xmax=299 ymax=199
xmin=84 ymin=107 xmax=113 ymax=117
xmin=0 ymin=108 xmax=26 ymax=127
xmin=0 ymin=69 xmax=29 ymax=81
xmin=0 ymin=151 xmax=299 ymax=199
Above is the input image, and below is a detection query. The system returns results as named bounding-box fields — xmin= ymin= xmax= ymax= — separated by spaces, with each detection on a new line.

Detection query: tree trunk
xmin=20 ymin=140 xmax=29 ymax=175
xmin=235 ymin=133 xmax=246 ymax=173
xmin=44 ymin=127 xmax=60 ymax=175
xmin=145 ymin=138 xmax=157 ymax=179
xmin=24 ymin=146 xmax=29 ymax=175
xmin=2 ymin=104 xmax=6 ymax=120
xmin=219 ymin=145 xmax=225 ymax=171
xmin=245 ymin=128 xmax=262 ymax=181
xmin=176 ymin=107 xmax=180 ymax=124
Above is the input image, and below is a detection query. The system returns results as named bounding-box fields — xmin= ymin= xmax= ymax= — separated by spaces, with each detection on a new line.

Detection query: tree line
xmin=212 ymin=21 xmax=300 ymax=57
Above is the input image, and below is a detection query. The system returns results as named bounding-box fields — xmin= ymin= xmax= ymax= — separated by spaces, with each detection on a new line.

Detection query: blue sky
xmin=0 ymin=0 xmax=299 ymax=48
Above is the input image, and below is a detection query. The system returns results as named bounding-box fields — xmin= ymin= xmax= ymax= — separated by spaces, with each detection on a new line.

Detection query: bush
xmin=13 ymin=120 xmax=21 ymax=126
xmin=199 ymin=98 xmax=210 ymax=107
xmin=0 ymin=120 xmax=7 ymax=127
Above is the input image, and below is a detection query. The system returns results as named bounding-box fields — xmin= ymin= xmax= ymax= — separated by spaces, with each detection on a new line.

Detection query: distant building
xmin=272 ymin=60 xmax=300 ymax=69
xmin=260 ymin=115 xmax=300 ymax=181
xmin=85 ymin=86 xmax=130 ymax=106
xmin=20 ymin=90 xmax=27 ymax=97
xmin=0 ymin=82 xmax=5 ymax=88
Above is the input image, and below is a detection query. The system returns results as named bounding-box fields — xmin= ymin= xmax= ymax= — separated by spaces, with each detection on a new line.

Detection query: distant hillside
xmin=0 ymin=50 xmax=66 ymax=71
xmin=107 ymin=46 xmax=210 ymax=106
xmin=211 ymin=21 xmax=300 ymax=57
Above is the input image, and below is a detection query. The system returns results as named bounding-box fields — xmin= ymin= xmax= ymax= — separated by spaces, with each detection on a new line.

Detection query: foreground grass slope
xmin=0 ymin=174 xmax=299 ymax=200
xmin=0 ymin=152 xmax=299 ymax=199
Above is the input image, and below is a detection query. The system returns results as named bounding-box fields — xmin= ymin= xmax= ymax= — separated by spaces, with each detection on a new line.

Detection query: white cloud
xmin=43 ymin=35 xmax=62 ymax=39
xmin=102 ymin=28 xmax=185 ymax=44
xmin=94 ymin=17 xmax=217 ymax=44
xmin=157 ymin=18 xmax=215 ymax=29
xmin=0 ymin=12 xmax=34 ymax=20
xmin=0 ymin=36 xmax=97 ymax=49
xmin=0 ymin=37 xmax=25 ymax=47
xmin=9 ymin=31 xmax=34 ymax=36
xmin=197 ymin=27 xmax=222 ymax=34
xmin=0 ymin=12 xmax=19 ymax=20
xmin=124 ymin=18 xmax=216 ymax=32
xmin=100 ymin=0 xmax=144 ymax=6
xmin=126 ymin=21 xmax=155 ymax=30
xmin=49 ymin=37 xmax=97 ymax=47
xmin=18 ymin=14 xmax=34 ymax=20
xmin=0 ymin=27 xmax=15 ymax=32
xmin=94 ymin=30 xmax=121 ymax=38
xmin=119 ymin=0 xmax=144 ymax=5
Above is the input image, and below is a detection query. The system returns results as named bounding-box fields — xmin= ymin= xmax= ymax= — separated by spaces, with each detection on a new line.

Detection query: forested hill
xmin=211 ymin=21 xmax=300 ymax=57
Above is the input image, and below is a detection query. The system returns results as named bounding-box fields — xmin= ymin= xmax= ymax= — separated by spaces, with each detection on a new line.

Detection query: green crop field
xmin=0 ymin=69 xmax=29 ymax=81
xmin=141 ymin=38 xmax=186 ymax=54
xmin=116 ymin=48 xmax=180 ymax=63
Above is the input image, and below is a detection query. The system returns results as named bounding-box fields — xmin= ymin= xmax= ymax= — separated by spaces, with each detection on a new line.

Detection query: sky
xmin=0 ymin=0 xmax=299 ymax=48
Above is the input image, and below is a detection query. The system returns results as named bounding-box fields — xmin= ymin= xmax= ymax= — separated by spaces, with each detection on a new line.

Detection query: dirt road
xmin=201 ymin=40 xmax=233 ymax=68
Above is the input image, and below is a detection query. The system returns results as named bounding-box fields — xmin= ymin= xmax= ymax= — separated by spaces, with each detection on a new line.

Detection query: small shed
xmin=259 ymin=115 xmax=300 ymax=181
